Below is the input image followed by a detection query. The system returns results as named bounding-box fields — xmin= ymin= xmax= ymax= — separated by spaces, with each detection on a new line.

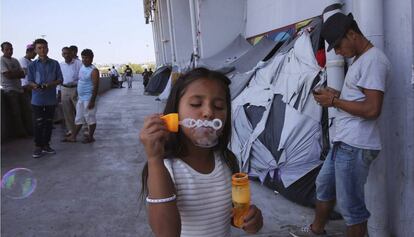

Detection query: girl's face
xmin=178 ymin=78 xmax=228 ymax=147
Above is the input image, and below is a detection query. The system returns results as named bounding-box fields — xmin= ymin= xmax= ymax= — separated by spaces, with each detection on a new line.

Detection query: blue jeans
xmin=32 ymin=105 xmax=56 ymax=147
xmin=316 ymin=142 xmax=379 ymax=226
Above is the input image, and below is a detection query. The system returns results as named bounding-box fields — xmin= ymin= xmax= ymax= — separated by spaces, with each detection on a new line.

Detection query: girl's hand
xmin=241 ymin=205 xmax=263 ymax=234
xmin=140 ymin=114 xmax=169 ymax=160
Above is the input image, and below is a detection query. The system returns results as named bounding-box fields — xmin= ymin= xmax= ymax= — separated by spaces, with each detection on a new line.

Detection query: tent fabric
xmin=272 ymin=31 xmax=322 ymax=112
xmin=198 ymin=34 xmax=252 ymax=70
xmin=229 ymin=70 xmax=256 ymax=100
xmin=145 ymin=66 xmax=171 ymax=95
xmin=263 ymin=165 xmax=322 ymax=207
xmin=157 ymin=67 xmax=180 ymax=101
xmin=157 ymin=75 xmax=172 ymax=101
xmin=230 ymin=30 xmax=325 ymax=188
xmin=228 ymin=37 xmax=294 ymax=100
xmin=227 ymin=37 xmax=279 ymax=75
xmin=257 ymin=95 xmax=286 ymax=162
xmin=276 ymin=103 xmax=323 ymax=187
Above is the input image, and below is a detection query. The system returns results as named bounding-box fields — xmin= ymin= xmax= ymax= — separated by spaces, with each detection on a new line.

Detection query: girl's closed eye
xmin=190 ymin=103 xmax=201 ymax=107
xmin=214 ymin=102 xmax=225 ymax=110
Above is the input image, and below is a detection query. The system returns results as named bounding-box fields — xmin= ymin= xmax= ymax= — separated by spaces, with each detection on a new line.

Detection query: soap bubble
xmin=1 ymin=168 xmax=37 ymax=199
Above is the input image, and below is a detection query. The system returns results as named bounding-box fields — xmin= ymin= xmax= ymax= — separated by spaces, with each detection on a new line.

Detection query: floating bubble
xmin=1 ymin=168 xmax=37 ymax=199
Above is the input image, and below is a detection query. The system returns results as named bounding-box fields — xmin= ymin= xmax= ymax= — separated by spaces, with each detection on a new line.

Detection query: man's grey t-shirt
xmin=1 ymin=56 xmax=23 ymax=92
xmin=333 ymin=47 xmax=391 ymax=150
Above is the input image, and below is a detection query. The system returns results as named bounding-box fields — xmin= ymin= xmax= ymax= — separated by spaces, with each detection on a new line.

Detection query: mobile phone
xmin=312 ymin=88 xmax=320 ymax=94
xmin=312 ymin=86 xmax=324 ymax=94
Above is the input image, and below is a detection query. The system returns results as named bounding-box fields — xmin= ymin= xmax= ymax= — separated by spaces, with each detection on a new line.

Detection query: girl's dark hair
xmin=140 ymin=67 xmax=239 ymax=199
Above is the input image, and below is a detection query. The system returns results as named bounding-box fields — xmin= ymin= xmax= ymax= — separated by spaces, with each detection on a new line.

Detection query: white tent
xmin=230 ymin=31 xmax=326 ymax=188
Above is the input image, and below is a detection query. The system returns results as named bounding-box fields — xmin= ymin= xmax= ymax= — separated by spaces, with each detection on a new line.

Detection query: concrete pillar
xmin=353 ymin=1 xmax=389 ymax=236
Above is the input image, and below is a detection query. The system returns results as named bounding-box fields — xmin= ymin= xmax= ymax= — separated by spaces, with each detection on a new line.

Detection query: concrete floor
xmin=1 ymin=76 xmax=345 ymax=237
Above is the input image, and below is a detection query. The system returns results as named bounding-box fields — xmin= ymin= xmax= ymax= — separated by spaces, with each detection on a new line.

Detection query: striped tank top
xmin=77 ymin=64 xmax=96 ymax=101
xmin=163 ymin=152 xmax=232 ymax=237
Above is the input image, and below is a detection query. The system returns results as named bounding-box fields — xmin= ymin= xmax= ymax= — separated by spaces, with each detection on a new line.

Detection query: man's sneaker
xmin=42 ymin=146 xmax=56 ymax=154
xmin=289 ymin=225 xmax=327 ymax=237
xmin=32 ymin=147 xmax=43 ymax=158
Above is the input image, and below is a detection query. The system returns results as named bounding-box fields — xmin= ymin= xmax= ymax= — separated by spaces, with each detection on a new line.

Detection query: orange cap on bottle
xmin=160 ymin=113 xmax=179 ymax=133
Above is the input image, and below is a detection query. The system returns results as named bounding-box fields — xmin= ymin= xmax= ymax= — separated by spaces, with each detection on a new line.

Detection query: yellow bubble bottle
xmin=160 ymin=113 xmax=179 ymax=133
xmin=232 ymin=172 xmax=250 ymax=228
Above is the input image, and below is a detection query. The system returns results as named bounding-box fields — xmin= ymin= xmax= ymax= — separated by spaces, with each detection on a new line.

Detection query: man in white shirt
xmin=60 ymin=46 xmax=82 ymax=137
xmin=19 ymin=44 xmax=37 ymax=95
xmin=111 ymin=66 xmax=122 ymax=88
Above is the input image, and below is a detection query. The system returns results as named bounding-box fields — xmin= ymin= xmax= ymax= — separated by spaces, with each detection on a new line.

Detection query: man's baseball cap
xmin=321 ymin=12 xmax=354 ymax=51
xmin=26 ymin=44 xmax=35 ymax=50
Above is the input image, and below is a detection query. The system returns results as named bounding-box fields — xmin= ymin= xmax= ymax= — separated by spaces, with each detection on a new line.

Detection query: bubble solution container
xmin=232 ymin=172 xmax=250 ymax=228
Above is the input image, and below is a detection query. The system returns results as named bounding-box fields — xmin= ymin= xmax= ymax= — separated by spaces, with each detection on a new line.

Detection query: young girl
xmin=140 ymin=68 xmax=263 ymax=237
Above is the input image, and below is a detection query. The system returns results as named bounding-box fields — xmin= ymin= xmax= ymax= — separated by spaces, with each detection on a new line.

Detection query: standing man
xmin=60 ymin=46 xmax=82 ymax=138
xmin=27 ymin=38 xmax=63 ymax=158
xmin=142 ymin=68 xmax=150 ymax=88
xmin=1 ymin=42 xmax=32 ymax=137
xmin=70 ymin=45 xmax=89 ymax=136
xmin=109 ymin=68 xmax=118 ymax=88
xmin=19 ymin=44 xmax=37 ymax=97
xmin=290 ymin=13 xmax=390 ymax=237
xmin=69 ymin=45 xmax=80 ymax=61
xmin=65 ymin=49 xmax=99 ymax=144
xmin=124 ymin=65 xmax=133 ymax=88
xmin=111 ymin=66 xmax=122 ymax=88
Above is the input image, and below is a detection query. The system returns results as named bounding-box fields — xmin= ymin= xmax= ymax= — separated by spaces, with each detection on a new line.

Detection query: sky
xmin=1 ymin=0 xmax=155 ymax=65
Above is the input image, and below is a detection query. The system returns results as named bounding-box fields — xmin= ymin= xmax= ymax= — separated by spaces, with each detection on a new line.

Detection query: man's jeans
xmin=126 ymin=76 xmax=133 ymax=88
xmin=32 ymin=105 xmax=56 ymax=147
xmin=316 ymin=142 xmax=379 ymax=226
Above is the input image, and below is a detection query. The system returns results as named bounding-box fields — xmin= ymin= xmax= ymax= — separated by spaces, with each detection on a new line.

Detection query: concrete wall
xmin=152 ymin=0 xmax=169 ymax=65
xmin=152 ymin=18 xmax=161 ymax=65
xmin=98 ymin=76 xmax=112 ymax=94
xmin=369 ymin=0 xmax=414 ymax=235
xmin=245 ymin=0 xmax=333 ymax=38
xmin=169 ymin=0 xmax=193 ymax=65
xmin=197 ymin=0 xmax=246 ymax=58
xmin=1 ymin=76 xmax=113 ymax=143
xmin=159 ymin=0 xmax=172 ymax=63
